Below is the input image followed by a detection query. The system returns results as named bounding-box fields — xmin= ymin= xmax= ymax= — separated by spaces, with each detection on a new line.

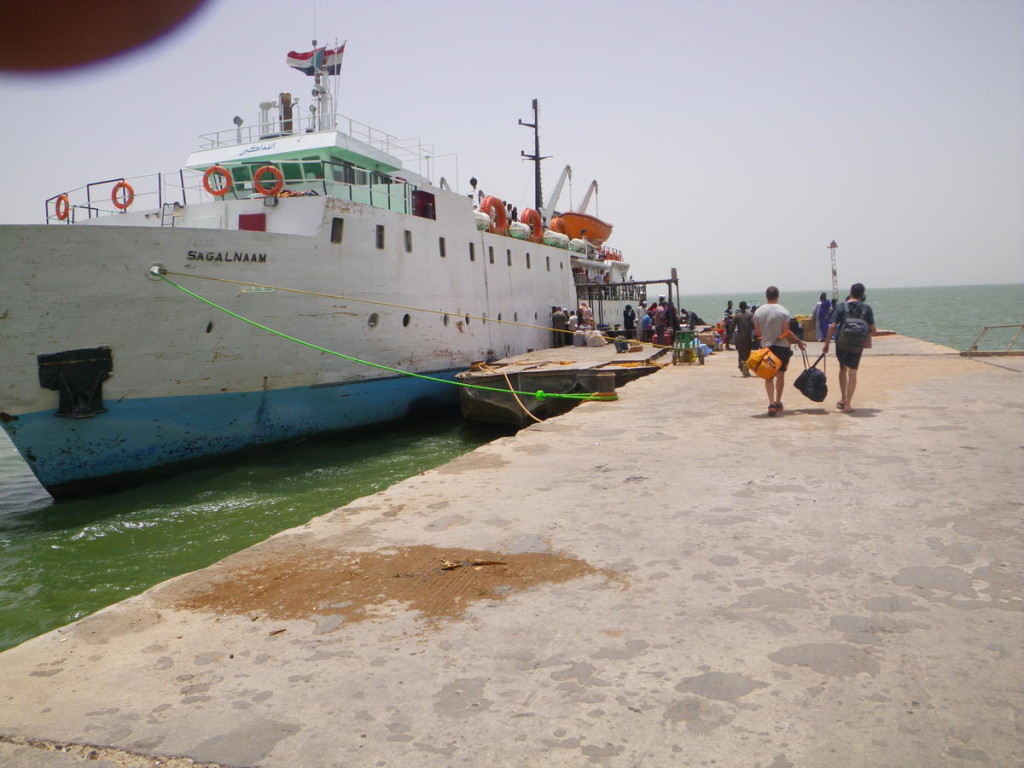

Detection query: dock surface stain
xmin=164 ymin=542 xmax=608 ymax=628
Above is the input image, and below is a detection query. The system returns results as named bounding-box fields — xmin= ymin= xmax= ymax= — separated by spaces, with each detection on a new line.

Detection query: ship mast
xmin=519 ymin=99 xmax=549 ymax=214
xmin=310 ymin=39 xmax=334 ymax=131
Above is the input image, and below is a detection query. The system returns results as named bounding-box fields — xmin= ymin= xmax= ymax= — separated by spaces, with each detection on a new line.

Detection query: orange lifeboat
xmin=554 ymin=211 xmax=613 ymax=246
xmin=520 ymin=208 xmax=543 ymax=242
xmin=478 ymin=195 xmax=508 ymax=235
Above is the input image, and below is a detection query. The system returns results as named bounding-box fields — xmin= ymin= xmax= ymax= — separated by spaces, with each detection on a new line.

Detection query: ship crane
xmin=540 ymin=165 xmax=572 ymax=223
xmin=577 ymin=180 xmax=598 ymax=214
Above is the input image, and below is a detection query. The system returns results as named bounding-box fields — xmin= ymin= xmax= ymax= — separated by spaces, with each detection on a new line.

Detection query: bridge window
xmin=375 ymin=225 xmax=385 ymax=249
xmin=302 ymin=160 xmax=323 ymax=180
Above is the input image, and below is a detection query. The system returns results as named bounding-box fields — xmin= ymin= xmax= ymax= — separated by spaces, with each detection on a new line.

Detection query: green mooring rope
xmin=156 ymin=273 xmax=605 ymax=402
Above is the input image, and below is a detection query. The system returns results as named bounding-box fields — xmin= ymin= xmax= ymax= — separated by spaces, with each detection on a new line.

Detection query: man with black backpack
xmin=823 ymin=282 xmax=877 ymax=414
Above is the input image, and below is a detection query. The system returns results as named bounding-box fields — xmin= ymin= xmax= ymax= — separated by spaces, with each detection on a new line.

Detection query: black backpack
xmin=837 ymin=301 xmax=870 ymax=352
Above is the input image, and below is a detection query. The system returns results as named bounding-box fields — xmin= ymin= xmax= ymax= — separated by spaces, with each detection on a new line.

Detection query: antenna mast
xmin=519 ymin=99 xmax=549 ymax=212
xmin=828 ymin=240 xmax=839 ymax=302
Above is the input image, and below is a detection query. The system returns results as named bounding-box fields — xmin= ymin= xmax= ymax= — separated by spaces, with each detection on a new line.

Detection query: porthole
xmin=534 ymin=312 xmax=538 ymax=320
xmin=514 ymin=312 xmax=519 ymax=322
xmin=465 ymin=314 xmax=470 ymax=325
xmin=368 ymin=312 xmax=379 ymax=328
xmin=402 ymin=314 xmax=411 ymax=327
xmin=498 ymin=313 xmax=502 ymax=322
xmin=443 ymin=314 xmax=449 ymax=326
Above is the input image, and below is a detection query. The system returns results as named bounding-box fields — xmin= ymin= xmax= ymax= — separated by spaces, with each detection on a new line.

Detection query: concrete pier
xmin=1 ymin=336 xmax=1021 ymax=767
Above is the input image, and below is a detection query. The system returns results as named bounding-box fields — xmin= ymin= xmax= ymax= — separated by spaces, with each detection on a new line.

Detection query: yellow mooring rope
xmin=479 ymin=363 xmax=545 ymax=424
xmin=154 ymin=271 xmax=610 ymax=403
xmin=158 ymin=269 xmax=675 ymax=350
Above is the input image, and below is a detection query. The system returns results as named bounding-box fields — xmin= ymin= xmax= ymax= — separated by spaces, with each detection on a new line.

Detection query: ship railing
xmin=961 ymin=324 xmax=1024 ymax=356
xmin=44 ymin=161 xmax=420 ymax=224
xmin=46 ymin=173 xmax=171 ymax=224
xmin=196 ymin=112 xmax=436 ymax=169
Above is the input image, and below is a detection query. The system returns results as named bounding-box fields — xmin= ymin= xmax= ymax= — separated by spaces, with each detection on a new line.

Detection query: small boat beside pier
xmin=455 ymin=342 xmax=666 ymax=427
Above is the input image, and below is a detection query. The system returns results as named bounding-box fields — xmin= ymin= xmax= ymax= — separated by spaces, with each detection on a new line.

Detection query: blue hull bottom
xmin=2 ymin=371 xmax=460 ymax=499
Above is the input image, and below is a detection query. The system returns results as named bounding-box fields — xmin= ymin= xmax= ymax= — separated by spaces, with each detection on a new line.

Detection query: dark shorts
xmin=836 ymin=347 xmax=863 ymax=370
xmin=769 ymin=345 xmax=793 ymax=373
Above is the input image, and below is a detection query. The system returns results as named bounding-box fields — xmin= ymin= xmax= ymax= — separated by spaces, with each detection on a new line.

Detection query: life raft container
xmin=508 ymin=221 xmax=531 ymax=240
xmin=542 ymin=230 xmax=570 ymax=248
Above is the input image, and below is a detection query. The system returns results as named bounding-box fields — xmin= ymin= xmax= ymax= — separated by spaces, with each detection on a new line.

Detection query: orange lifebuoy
xmin=54 ymin=194 xmax=70 ymax=221
xmin=550 ymin=216 xmax=567 ymax=235
xmin=253 ymin=165 xmax=284 ymax=196
xmin=203 ymin=165 xmax=233 ymax=196
xmin=111 ymin=181 xmax=134 ymax=211
xmin=520 ymin=208 xmax=543 ymax=242
xmin=478 ymin=195 xmax=508 ymax=235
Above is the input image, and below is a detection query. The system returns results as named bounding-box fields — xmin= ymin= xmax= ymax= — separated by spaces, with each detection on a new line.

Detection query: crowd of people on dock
xmin=550 ymin=298 xmax=708 ymax=349
xmin=550 ymin=283 xmax=878 ymax=415
xmin=549 ymin=302 xmax=606 ymax=348
xmin=627 ymin=298 xmax=707 ymax=345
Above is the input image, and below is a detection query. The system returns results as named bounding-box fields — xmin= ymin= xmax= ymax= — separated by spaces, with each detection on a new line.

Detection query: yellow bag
xmin=747 ymin=347 xmax=782 ymax=380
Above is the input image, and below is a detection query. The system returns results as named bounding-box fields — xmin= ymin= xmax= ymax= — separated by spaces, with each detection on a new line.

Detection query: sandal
xmin=775 ymin=402 xmax=784 ymax=412
xmin=836 ymin=401 xmax=845 ymax=410
xmin=768 ymin=403 xmax=779 ymax=417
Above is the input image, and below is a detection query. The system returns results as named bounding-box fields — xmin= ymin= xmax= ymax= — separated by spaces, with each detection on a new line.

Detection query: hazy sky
xmin=1 ymin=0 xmax=1021 ymax=294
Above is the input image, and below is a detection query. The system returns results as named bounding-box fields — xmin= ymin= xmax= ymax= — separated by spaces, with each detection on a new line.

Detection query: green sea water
xmin=1 ymin=282 xmax=1020 ymax=652
xmin=0 ymin=417 xmax=501 ymax=652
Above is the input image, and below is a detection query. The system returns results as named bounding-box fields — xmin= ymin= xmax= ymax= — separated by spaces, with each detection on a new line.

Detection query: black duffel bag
xmin=793 ymin=349 xmax=828 ymax=403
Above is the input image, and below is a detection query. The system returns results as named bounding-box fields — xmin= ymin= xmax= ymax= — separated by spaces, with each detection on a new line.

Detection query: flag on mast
xmin=286 ymin=43 xmax=345 ymax=76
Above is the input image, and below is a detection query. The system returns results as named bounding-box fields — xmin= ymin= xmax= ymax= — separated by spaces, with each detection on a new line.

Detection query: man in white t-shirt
xmin=753 ymin=286 xmax=806 ymax=416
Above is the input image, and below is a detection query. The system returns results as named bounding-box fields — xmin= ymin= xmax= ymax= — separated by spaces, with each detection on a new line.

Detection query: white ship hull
xmin=0 ymin=193 xmax=580 ymax=497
